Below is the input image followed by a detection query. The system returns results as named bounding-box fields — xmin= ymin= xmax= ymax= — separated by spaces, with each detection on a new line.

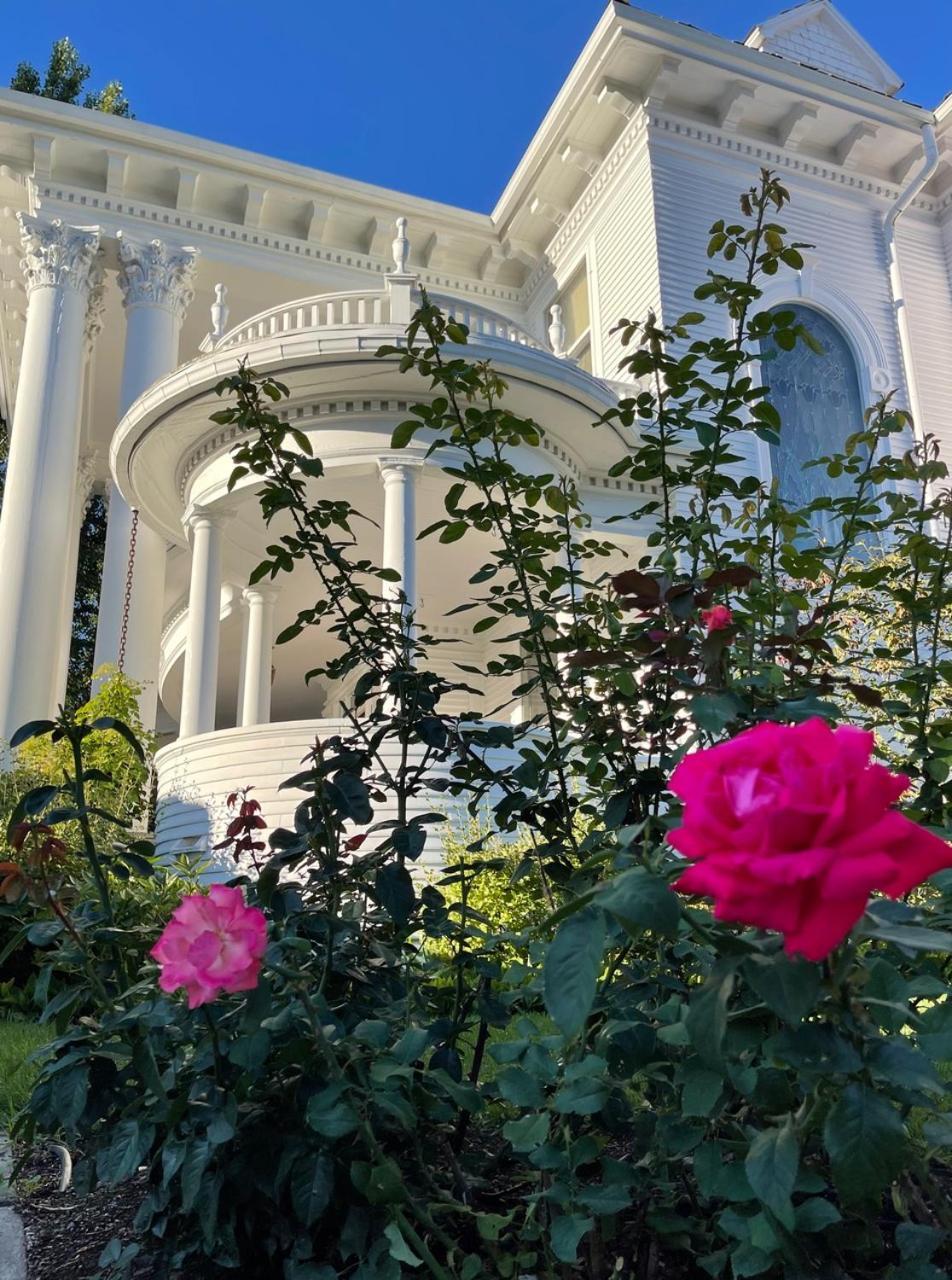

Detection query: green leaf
xmin=823 ymin=1084 xmax=907 ymax=1206
xmin=495 ymin=1067 xmax=544 ymax=1108
xmin=687 ymin=964 xmax=735 ymax=1068
xmin=896 ymin=1222 xmax=945 ymax=1264
xmin=745 ymin=1124 xmax=798 ymax=1229
xmin=98 ymin=1119 xmax=154 ymax=1186
xmin=86 ymin=716 xmax=145 ymax=760
xmin=867 ymin=1040 xmax=943 ymax=1096
xmin=350 ymin=1158 xmax=406 ymax=1205
xmin=9 ymin=719 xmax=56 ymax=749
xmin=384 ymin=1222 xmax=423 ymax=1268
xmin=743 ymin=954 xmax=820 ymax=1025
xmin=503 ymin=1112 xmax=550 ymax=1152
xmin=693 ymin=1143 xmax=754 ymax=1202
xmin=439 ymin=520 xmax=468 ymax=544
xmin=680 ymin=1062 xmax=724 ymax=1118
xmin=180 ymin=1139 xmax=211 ymax=1212
xmin=690 ymin=692 xmax=744 ymax=734
xmin=597 ymin=867 xmax=680 ymax=938
xmin=794 ymin=1197 xmax=840 ymax=1233
xmin=374 ymin=864 xmax=415 ymax=926
xmin=291 ymin=1154 xmax=334 ymax=1225
xmin=307 ymin=1084 xmax=359 ymax=1138
xmin=51 ymin=1064 xmax=88 ymax=1130
xmin=857 ymin=918 xmax=952 ymax=953
xmin=390 ymin=420 xmax=418 ymax=449
xmin=730 ymin=1242 xmax=774 ymax=1277
xmin=549 ymin=1214 xmax=594 ymax=1263
xmin=922 ymin=1115 xmax=952 ymax=1148
xmin=543 ymin=907 xmax=606 ymax=1038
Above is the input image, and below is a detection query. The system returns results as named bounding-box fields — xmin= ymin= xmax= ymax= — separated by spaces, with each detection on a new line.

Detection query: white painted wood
xmin=93 ymin=236 xmax=199 ymax=725
xmin=0 ymin=216 xmax=100 ymax=744
xmin=238 ymin=586 xmax=278 ymax=727
xmin=179 ymin=509 xmax=223 ymax=738
xmin=154 ymin=718 xmax=518 ymax=868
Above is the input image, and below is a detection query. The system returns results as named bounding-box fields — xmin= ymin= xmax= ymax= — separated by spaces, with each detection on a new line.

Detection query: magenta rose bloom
xmin=669 ymin=718 xmax=952 ymax=960
xmin=150 ymin=885 xmax=267 ymax=1008
xmin=701 ymin=604 xmax=733 ymax=633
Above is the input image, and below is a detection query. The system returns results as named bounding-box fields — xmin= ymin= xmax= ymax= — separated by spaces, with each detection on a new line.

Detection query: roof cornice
xmin=0 ymin=87 xmax=493 ymax=235
xmin=613 ymin=5 xmax=924 ymax=118
xmin=492 ymin=1 xmax=933 ymax=232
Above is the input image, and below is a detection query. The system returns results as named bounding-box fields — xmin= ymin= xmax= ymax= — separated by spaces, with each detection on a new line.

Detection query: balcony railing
xmin=208 ymin=286 xmax=547 ymax=355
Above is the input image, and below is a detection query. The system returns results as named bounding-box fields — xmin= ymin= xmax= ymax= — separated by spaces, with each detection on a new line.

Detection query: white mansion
xmin=0 ymin=0 xmax=949 ymax=856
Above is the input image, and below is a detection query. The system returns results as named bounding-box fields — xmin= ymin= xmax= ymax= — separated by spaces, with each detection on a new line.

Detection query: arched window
xmin=759 ymin=305 xmax=865 ymax=540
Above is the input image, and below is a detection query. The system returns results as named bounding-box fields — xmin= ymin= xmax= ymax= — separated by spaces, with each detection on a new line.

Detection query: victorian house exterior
xmin=0 ymin=0 xmax=949 ymax=859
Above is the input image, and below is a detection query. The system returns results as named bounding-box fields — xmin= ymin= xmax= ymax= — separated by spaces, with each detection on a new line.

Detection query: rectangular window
xmin=555 ymin=264 xmax=592 ymax=370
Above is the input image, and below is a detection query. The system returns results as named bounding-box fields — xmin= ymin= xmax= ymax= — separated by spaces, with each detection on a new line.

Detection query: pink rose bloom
xmin=701 ymin=604 xmax=733 ymax=632
xmin=150 ymin=885 xmax=267 ymax=1008
xmin=669 ymin=718 xmax=952 ymax=961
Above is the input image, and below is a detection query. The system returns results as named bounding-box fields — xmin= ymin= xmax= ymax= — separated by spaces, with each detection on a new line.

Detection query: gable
xmin=745 ymin=1 xmax=903 ymax=96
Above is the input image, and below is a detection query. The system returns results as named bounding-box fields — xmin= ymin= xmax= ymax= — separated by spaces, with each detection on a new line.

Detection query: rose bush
xmin=8 ymin=171 xmax=952 ymax=1280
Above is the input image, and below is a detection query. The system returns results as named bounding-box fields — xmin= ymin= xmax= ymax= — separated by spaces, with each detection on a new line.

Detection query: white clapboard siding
xmin=154 ymin=718 xmax=518 ymax=872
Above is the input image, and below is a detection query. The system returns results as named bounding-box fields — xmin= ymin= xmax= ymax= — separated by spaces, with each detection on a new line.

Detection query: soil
xmin=16 ymin=1144 xmax=159 ymax=1280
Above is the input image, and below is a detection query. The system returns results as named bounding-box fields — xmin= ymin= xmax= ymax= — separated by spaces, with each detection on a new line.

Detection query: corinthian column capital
xmin=17 ymin=213 xmax=102 ymax=295
xmin=116 ymin=232 xmax=199 ymax=321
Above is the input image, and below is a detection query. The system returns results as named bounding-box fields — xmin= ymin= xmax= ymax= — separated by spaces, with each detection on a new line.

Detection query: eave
xmin=492 ymin=1 xmax=933 ymax=238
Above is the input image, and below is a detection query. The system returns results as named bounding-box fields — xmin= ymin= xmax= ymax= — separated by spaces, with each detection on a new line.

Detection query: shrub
xmin=12 ymin=171 xmax=952 ymax=1280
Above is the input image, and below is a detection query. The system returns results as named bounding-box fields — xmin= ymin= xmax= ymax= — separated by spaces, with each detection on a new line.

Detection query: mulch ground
xmin=16 ymin=1145 xmax=159 ymax=1280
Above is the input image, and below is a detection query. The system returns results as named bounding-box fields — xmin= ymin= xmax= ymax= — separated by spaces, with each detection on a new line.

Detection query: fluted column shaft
xmin=0 ymin=216 xmax=102 ymax=744
xmin=238 ymin=586 xmax=278 ymax=727
xmin=179 ymin=510 xmax=223 ymax=739
xmin=379 ymin=457 xmax=420 ymax=621
xmin=93 ymin=234 xmax=198 ymax=727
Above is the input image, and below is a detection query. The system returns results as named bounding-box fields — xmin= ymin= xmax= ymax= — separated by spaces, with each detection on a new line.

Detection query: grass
xmin=0 ymin=1017 xmax=51 ymax=1126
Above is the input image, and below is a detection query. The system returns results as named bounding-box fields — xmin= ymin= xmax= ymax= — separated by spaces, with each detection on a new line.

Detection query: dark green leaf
xmin=544 ymin=907 xmax=606 ymax=1038
xmin=745 ymin=1124 xmax=798 ymax=1229
xmin=823 ymin=1084 xmax=906 ymax=1206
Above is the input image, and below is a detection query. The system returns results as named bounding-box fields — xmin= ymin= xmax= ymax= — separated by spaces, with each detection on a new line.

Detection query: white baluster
xmin=210 ymin=282 xmax=229 ymax=343
xmin=548 ymin=304 xmax=566 ymax=357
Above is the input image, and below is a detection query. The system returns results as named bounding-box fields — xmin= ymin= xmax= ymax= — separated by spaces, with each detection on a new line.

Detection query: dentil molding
xmin=17 ymin=213 xmax=102 ymax=295
xmin=116 ymin=232 xmax=200 ymax=320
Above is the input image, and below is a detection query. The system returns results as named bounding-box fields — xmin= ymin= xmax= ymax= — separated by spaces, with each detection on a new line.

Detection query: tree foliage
xmin=9 ymin=37 xmax=132 ymax=116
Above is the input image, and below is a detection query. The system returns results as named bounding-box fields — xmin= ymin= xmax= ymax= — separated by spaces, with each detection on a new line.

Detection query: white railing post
xmin=385 ymin=216 xmax=417 ymax=325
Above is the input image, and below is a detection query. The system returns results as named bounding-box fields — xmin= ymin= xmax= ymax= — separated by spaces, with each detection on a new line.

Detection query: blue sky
xmin=3 ymin=2 xmax=950 ymax=212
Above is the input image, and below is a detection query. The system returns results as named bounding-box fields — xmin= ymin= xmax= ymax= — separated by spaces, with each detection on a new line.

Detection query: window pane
xmin=557 ymin=267 xmax=590 ymax=350
xmin=760 ymin=305 xmax=864 ymax=541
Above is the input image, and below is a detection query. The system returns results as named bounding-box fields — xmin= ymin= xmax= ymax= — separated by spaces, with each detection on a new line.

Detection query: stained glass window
xmin=760 ymin=305 xmax=865 ymax=542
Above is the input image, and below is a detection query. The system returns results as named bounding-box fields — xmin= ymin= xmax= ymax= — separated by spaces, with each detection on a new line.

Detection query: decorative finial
xmin=211 ymin=283 xmax=229 ymax=342
xmin=548 ymin=303 xmax=566 ymax=357
xmin=392 ymin=216 xmax=410 ymax=274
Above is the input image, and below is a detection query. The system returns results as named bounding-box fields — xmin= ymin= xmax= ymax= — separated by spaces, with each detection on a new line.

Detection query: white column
xmin=0 ymin=216 xmax=102 ymax=744
xmin=93 ymin=234 xmax=199 ymax=727
xmin=179 ymin=509 xmax=223 ymax=739
xmin=379 ymin=457 xmax=421 ymax=620
xmin=238 ymin=586 xmax=278 ymax=727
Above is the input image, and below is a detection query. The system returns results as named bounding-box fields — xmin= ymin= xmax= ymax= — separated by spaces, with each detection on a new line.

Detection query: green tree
xmin=9 ymin=37 xmax=132 ymax=117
